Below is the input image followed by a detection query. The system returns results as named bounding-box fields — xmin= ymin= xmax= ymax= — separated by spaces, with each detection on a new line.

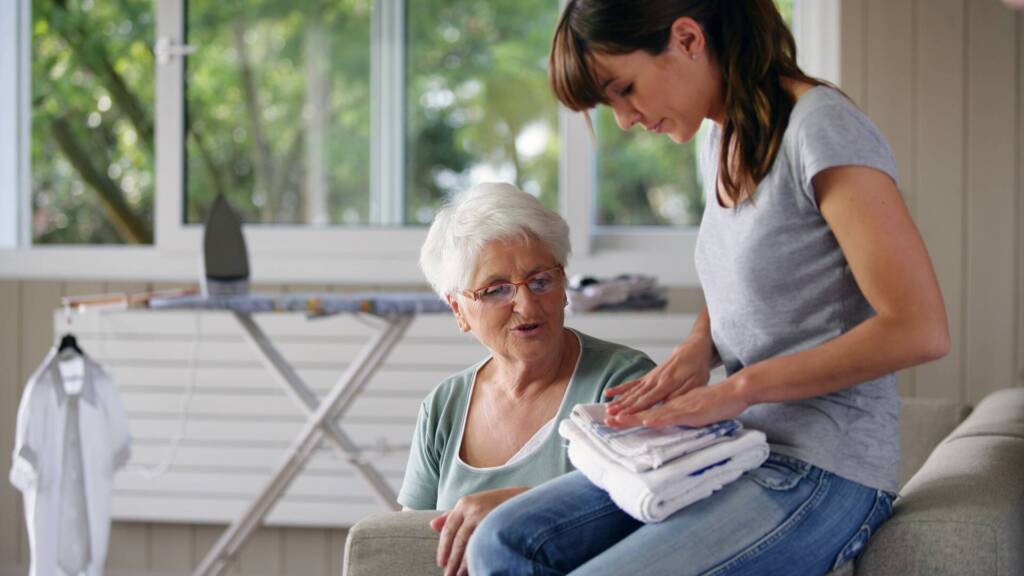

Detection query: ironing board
xmin=146 ymin=292 xmax=449 ymax=576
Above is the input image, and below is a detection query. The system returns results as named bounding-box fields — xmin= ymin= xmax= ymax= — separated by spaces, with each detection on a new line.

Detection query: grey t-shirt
xmin=695 ymin=86 xmax=901 ymax=493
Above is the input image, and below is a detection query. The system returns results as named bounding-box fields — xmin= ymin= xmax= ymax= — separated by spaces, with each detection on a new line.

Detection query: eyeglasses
xmin=461 ymin=265 xmax=565 ymax=306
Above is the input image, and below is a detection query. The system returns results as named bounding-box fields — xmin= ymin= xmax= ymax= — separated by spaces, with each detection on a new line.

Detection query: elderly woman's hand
xmin=603 ymin=334 xmax=715 ymax=426
xmin=431 ymin=486 xmax=529 ymax=576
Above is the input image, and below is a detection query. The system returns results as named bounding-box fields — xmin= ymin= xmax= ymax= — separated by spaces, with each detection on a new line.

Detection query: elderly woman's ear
xmin=446 ymin=294 xmax=472 ymax=333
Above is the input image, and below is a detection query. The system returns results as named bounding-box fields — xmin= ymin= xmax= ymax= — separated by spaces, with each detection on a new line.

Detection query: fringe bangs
xmin=548 ymin=9 xmax=607 ymax=112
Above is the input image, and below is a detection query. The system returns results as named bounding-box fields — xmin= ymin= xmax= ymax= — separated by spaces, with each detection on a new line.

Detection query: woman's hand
xmin=431 ymin=486 xmax=528 ymax=576
xmin=611 ymin=375 xmax=750 ymax=428
xmin=604 ymin=335 xmax=715 ymax=426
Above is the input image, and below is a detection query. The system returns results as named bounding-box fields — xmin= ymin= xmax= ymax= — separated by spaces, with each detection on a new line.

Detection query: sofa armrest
xmin=343 ymin=511 xmax=442 ymax=576
xmin=856 ymin=388 xmax=1024 ymax=576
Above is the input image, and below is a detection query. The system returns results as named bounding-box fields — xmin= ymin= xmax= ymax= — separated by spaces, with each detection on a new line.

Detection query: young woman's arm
xmin=604 ymin=305 xmax=720 ymax=416
xmin=611 ymin=165 xmax=949 ymax=428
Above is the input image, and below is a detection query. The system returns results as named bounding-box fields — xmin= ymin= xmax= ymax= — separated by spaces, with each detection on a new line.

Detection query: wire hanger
xmin=58 ymin=333 xmax=83 ymax=356
xmin=58 ymin=300 xmax=83 ymax=356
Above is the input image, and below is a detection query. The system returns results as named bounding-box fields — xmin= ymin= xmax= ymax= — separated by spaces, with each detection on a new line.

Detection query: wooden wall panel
xmin=17 ymin=281 xmax=63 ymax=398
xmin=148 ymin=523 xmax=192 ymax=573
xmin=912 ymin=0 xmax=966 ymax=400
xmin=16 ymin=280 xmax=62 ymax=566
xmin=0 ymin=281 xmax=20 ymax=568
xmin=866 ymin=0 xmax=918 ymax=396
xmin=1018 ymin=9 xmax=1024 ymax=389
xmin=965 ymin=0 xmax=1018 ymax=404
xmin=107 ymin=523 xmax=148 ymax=572
xmin=237 ymin=528 xmax=283 ymax=576
xmin=282 ymin=528 xmax=330 ymax=576
xmin=840 ymin=0 xmax=868 ymax=105
xmin=193 ymin=525 xmax=240 ymax=575
xmin=327 ymin=529 xmax=348 ymax=576
xmin=865 ymin=0 xmax=916 ymax=206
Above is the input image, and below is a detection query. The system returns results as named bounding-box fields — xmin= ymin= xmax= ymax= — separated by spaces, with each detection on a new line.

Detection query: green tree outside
xmin=29 ymin=0 xmax=794 ymax=243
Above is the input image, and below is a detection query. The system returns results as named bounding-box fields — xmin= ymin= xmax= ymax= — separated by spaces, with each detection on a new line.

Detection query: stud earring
xmin=691 ymin=53 xmax=698 ymax=61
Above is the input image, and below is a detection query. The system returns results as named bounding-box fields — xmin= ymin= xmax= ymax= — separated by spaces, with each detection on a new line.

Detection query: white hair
xmin=420 ymin=182 xmax=571 ymax=298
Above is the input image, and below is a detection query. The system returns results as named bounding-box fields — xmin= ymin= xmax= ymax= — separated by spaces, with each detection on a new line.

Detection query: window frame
xmin=0 ymin=0 xmax=839 ymax=286
xmin=0 ymin=0 xmax=28 ymax=250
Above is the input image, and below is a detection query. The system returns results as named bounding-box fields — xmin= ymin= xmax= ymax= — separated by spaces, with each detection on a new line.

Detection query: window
xmin=3 ymin=0 xmax=836 ymax=285
xmin=404 ymin=0 xmax=560 ymax=224
xmin=184 ymin=1 xmax=372 ymax=227
xmin=184 ymin=0 xmax=562 ymax=229
xmin=29 ymin=0 xmax=155 ymax=244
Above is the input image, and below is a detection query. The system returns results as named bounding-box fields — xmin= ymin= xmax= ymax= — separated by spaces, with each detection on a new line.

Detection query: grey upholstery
xmin=343 ymin=390 xmax=1024 ymax=576
xmin=342 ymin=510 xmax=441 ymax=576
xmin=854 ymin=388 xmax=1024 ymax=576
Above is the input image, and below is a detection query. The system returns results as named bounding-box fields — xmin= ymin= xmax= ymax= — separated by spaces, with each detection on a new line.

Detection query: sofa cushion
xmin=946 ymin=388 xmax=1024 ymax=440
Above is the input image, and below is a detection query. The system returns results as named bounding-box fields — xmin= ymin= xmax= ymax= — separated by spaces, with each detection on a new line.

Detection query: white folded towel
xmin=559 ymin=419 xmax=769 ymax=523
xmin=570 ymin=403 xmax=742 ymax=472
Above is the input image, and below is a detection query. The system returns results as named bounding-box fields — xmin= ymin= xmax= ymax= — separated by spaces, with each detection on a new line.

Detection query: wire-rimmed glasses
xmin=460 ymin=265 xmax=565 ymax=306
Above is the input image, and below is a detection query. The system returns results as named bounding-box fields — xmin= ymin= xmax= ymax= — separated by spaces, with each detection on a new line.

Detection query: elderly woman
xmin=399 ymin=182 xmax=654 ymax=576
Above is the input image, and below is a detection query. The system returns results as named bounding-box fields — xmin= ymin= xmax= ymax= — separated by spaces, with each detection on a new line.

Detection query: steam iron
xmin=202 ymin=193 xmax=250 ymax=297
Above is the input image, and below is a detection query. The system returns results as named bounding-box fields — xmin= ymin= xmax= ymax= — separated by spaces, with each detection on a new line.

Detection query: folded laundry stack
xmin=560 ymin=403 xmax=769 ymax=523
xmin=566 ymin=274 xmax=667 ymax=313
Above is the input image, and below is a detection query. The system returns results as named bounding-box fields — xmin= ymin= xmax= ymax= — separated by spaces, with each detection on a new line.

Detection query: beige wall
xmin=1 ymin=0 xmax=1023 ymax=574
xmin=842 ymin=0 xmax=1023 ymax=403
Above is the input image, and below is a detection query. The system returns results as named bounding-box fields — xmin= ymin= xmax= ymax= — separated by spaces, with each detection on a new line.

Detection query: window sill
xmin=0 ymin=239 xmax=701 ymax=286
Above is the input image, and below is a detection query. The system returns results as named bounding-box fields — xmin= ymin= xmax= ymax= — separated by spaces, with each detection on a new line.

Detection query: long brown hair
xmin=550 ymin=0 xmax=822 ymax=204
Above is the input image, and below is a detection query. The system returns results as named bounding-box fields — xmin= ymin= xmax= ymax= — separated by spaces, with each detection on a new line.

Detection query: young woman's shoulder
xmin=785 ymin=85 xmax=899 ymax=191
xmin=788 ymin=85 xmax=869 ymax=133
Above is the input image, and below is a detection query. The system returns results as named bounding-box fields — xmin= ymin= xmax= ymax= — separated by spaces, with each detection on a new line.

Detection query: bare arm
xmin=604 ymin=304 xmax=720 ymax=418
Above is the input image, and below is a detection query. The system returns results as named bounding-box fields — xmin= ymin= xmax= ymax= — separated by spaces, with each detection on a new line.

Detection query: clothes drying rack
xmin=61 ymin=290 xmax=450 ymax=576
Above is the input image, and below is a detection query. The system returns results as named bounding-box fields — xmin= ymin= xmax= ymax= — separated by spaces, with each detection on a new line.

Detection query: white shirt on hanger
xmin=9 ymin=347 xmax=132 ymax=576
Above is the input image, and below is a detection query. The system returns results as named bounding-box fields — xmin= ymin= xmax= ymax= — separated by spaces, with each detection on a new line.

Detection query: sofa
xmin=342 ymin=387 xmax=1024 ymax=576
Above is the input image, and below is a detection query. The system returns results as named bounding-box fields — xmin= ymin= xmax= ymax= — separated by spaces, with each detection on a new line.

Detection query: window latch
xmin=154 ymin=37 xmax=197 ymax=64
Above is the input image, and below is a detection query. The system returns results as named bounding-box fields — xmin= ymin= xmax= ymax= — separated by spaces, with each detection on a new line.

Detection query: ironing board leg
xmin=192 ymin=313 xmax=412 ymax=576
xmin=232 ymin=311 xmax=403 ymax=508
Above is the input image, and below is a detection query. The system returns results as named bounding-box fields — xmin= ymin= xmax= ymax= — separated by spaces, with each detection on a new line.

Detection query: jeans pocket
xmin=745 ymin=454 xmax=811 ymax=491
xmin=831 ymin=490 xmax=894 ymax=570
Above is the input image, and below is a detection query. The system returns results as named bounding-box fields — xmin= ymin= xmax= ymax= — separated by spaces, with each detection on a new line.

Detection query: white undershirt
xmin=503 ymin=417 xmax=556 ymax=466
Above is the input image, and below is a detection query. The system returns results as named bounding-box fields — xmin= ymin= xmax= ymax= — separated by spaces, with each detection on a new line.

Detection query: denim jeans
xmin=467 ymin=453 xmax=894 ymax=576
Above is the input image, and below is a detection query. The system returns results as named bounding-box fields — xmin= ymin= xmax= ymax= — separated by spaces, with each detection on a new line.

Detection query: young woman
xmin=466 ymin=1 xmax=949 ymax=574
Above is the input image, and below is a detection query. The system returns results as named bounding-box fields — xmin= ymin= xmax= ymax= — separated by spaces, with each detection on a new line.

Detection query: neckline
xmin=46 ymin=347 xmax=98 ymax=406
xmin=710 ymin=84 xmax=831 ymax=211
xmin=454 ymin=328 xmax=584 ymax=473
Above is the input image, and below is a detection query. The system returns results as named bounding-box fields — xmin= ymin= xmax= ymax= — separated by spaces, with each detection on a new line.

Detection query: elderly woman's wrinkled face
xmin=449 ymin=235 xmax=567 ymax=363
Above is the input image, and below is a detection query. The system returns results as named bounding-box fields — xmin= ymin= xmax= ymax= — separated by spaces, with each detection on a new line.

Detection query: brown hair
xmin=550 ymin=0 xmax=822 ymax=204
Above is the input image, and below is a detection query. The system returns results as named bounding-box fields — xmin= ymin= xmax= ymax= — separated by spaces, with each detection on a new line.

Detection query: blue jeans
xmin=468 ymin=453 xmax=893 ymax=576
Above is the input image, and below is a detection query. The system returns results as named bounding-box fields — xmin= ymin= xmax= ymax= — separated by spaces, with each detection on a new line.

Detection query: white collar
xmin=43 ymin=347 xmax=99 ymax=407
